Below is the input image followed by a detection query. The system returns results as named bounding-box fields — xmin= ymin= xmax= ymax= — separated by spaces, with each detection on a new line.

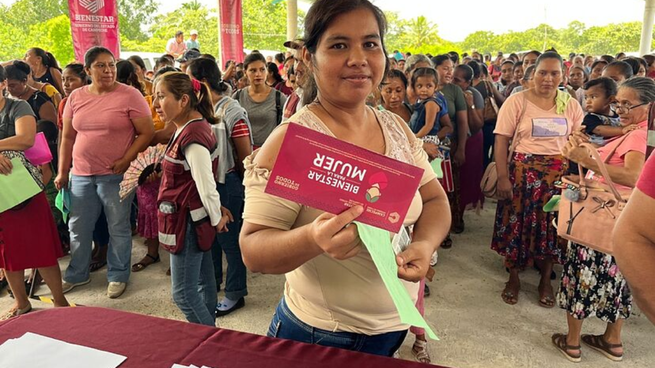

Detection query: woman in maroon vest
xmin=153 ymin=72 xmax=232 ymax=326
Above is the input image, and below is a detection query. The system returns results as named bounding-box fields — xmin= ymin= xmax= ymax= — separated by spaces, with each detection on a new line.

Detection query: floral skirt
xmin=491 ymin=153 xmax=566 ymax=269
xmin=557 ymin=242 xmax=632 ymax=323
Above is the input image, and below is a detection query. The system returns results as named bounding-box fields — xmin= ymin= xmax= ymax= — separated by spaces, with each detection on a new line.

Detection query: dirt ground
xmin=2 ymin=204 xmax=653 ymax=367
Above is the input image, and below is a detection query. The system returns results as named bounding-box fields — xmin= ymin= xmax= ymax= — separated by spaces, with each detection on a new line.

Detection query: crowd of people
xmin=1 ymin=0 xmax=655 ymax=364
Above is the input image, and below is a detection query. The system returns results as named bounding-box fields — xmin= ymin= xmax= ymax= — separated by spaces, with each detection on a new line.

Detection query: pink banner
xmin=68 ymin=0 xmax=120 ymax=62
xmin=219 ymin=0 xmax=244 ymax=63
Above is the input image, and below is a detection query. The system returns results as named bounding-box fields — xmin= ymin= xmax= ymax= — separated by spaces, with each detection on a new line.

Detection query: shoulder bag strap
xmin=579 ymin=142 xmax=626 ymax=202
xmin=275 ymin=90 xmax=282 ymax=125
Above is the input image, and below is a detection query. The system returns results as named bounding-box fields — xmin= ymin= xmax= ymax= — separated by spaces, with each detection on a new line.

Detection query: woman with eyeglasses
xmin=55 ymin=46 xmax=155 ymax=299
xmin=492 ymin=52 xmax=584 ymax=308
xmin=552 ymin=77 xmax=655 ymax=363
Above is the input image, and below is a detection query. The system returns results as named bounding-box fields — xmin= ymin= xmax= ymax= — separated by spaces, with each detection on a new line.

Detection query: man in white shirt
xmin=166 ymin=31 xmax=187 ymax=59
xmin=186 ymin=30 xmax=200 ymax=51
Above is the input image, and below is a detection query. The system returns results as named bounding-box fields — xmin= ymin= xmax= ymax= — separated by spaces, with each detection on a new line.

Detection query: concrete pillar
xmin=640 ymin=0 xmax=655 ymax=55
xmin=287 ymin=0 xmax=298 ymax=42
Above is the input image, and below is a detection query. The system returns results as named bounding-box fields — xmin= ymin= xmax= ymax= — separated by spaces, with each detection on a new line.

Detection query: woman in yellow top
xmin=27 ymin=73 xmax=62 ymax=109
xmin=239 ymin=0 xmax=449 ymax=357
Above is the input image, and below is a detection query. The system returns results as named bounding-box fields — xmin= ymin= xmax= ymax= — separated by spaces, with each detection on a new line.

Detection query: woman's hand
xmin=310 ymin=205 xmax=364 ymax=260
xmin=422 ymin=142 xmax=439 ymax=161
xmin=497 ymin=176 xmax=513 ymax=200
xmin=0 ymin=154 xmax=13 ymax=175
xmin=110 ymin=157 xmax=132 ymax=174
xmin=562 ymin=135 xmax=591 ymax=165
xmin=622 ymin=124 xmax=641 ymax=135
xmin=464 ymin=91 xmax=474 ymax=107
xmin=216 ymin=206 xmax=234 ymax=233
xmin=54 ymin=172 xmax=69 ymax=190
xmin=396 ymin=240 xmax=434 ymax=282
xmin=145 ymin=170 xmax=162 ymax=184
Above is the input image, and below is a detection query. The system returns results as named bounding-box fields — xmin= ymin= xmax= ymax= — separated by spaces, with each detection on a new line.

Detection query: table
xmin=0 ymin=307 xmax=445 ymax=368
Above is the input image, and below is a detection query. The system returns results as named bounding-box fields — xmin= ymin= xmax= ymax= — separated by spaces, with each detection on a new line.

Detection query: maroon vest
xmin=157 ymin=118 xmax=218 ymax=254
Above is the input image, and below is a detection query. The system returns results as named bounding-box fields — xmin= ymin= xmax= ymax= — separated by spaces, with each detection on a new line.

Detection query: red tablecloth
xmin=0 ymin=307 xmax=443 ymax=368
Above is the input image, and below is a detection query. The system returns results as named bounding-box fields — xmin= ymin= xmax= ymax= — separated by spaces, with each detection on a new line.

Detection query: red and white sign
xmin=68 ymin=0 xmax=120 ymax=62
xmin=219 ymin=0 xmax=244 ymax=64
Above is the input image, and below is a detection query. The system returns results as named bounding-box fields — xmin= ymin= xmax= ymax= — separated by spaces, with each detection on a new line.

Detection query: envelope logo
xmin=80 ymin=0 xmax=105 ymax=13
xmin=365 ymin=172 xmax=388 ymax=203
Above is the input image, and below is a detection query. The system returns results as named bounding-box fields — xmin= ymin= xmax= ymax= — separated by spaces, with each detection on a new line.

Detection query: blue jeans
xmin=212 ymin=171 xmax=247 ymax=300
xmin=65 ymin=174 xmax=133 ymax=284
xmin=171 ymin=219 xmax=217 ymax=327
xmin=267 ymin=298 xmax=408 ymax=357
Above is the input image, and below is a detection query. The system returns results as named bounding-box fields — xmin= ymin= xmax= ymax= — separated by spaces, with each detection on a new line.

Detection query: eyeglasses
xmin=610 ymin=101 xmax=650 ymax=113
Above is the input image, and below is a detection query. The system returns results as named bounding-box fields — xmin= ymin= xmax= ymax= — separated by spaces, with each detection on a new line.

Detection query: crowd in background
xmin=1 ymin=0 xmax=655 ymax=364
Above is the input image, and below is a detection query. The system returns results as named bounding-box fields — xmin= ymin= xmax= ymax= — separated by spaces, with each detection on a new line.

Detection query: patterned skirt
xmin=491 ymin=153 xmax=567 ymax=269
xmin=557 ymin=242 xmax=632 ymax=323
xmin=136 ymin=180 xmax=161 ymax=239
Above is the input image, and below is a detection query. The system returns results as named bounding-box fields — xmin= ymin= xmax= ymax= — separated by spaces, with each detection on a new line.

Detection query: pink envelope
xmin=24 ymin=132 xmax=53 ymax=166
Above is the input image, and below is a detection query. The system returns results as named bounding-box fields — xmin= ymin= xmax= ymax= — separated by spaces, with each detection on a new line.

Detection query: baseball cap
xmin=190 ymin=30 xmax=198 ymax=35
xmin=177 ymin=49 xmax=201 ymax=63
xmin=283 ymin=39 xmax=304 ymax=50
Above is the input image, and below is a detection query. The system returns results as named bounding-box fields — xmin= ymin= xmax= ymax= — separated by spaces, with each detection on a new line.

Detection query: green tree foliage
xmin=24 ymin=15 xmax=76 ymax=65
xmin=241 ymin=0 xmax=293 ymax=50
xmin=118 ymin=0 xmax=159 ymax=42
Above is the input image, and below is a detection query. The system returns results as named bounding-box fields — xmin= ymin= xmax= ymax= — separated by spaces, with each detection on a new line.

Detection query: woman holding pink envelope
xmin=0 ymin=64 xmax=69 ymax=319
xmin=239 ymin=0 xmax=449 ymax=357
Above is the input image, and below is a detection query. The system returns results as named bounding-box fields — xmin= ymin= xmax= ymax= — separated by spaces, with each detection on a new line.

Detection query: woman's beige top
xmin=243 ymin=106 xmax=437 ymax=335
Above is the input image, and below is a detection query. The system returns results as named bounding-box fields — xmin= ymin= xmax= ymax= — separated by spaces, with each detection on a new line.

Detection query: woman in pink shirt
xmin=552 ymin=77 xmax=655 ymax=362
xmin=55 ymin=47 xmax=155 ymax=299
xmin=492 ymin=52 xmax=584 ymax=308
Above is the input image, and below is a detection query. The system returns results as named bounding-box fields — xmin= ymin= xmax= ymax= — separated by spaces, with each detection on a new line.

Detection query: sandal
xmin=538 ymin=284 xmax=555 ymax=308
xmin=582 ymin=334 xmax=623 ymax=361
xmin=412 ymin=339 xmax=431 ymax=364
xmin=552 ymin=333 xmax=581 ymax=363
xmin=501 ymin=282 xmax=520 ymax=305
xmin=1 ymin=302 xmax=32 ymax=321
xmin=89 ymin=258 xmax=107 ymax=273
xmin=131 ymin=254 xmax=161 ymax=272
xmin=440 ymin=234 xmax=453 ymax=249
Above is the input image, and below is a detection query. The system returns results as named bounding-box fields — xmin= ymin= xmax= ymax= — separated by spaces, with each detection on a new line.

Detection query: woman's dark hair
xmin=5 ymin=60 xmax=31 ymax=82
xmin=243 ymin=52 xmax=267 ymax=71
xmin=188 ymin=58 xmax=229 ymax=94
xmin=591 ymin=60 xmax=608 ymax=72
xmin=411 ymin=67 xmax=438 ymax=88
xmin=512 ymin=62 xmax=523 ymax=72
xmin=116 ymin=60 xmax=144 ymax=95
xmin=200 ymin=54 xmax=216 ymax=61
xmin=267 ymin=62 xmax=283 ymax=85
xmin=127 ymin=55 xmax=146 ymax=71
xmin=501 ymin=60 xmax=514 ymax=68
xmin=583 ymin=76 xmax=617 ymax=98
xmin=274 ymin=53 xmax=285 ymax=64
xmin=643 ymin=54 xmax=655 ymax=67
xmin=523 ymin=50 xmax=542 ymax=60
xmin=615 ymin=52 xmax=626 ymax=59
xmin=623 ymin=57 xmax=641 ymax=77
xmin=29 ymin=48 xmax=61 ymax=71
xmin=0 ymin=65 xmax=5 ymax=82
xmin=605 ymin=61 xmax=634 ymax=80
xmin=600 ymin=55 xmax=615 ymax=63
xmin=84 ymin=46 xmax=114 ymax=68
xmin=431 ymin=54 xmax=451 ymax=68
xmin=523 ymin=65 xmax=536 ymax=80
xmin=480 ymin=63 xmax=489 ymax=76
xmin=448 ymin=51 xmax=459 ymax=64
xmin=302 ymin=0 xmax=389 ymax=105
xmin=155 ymin=55 xmax=174 ymax=70
xmin=535 ymin=51 xmax=563 ymax=69
xmin=455 ymin=64 xmax=474 ymax=83
xmin=235 ymin=70 xmax=245 ymax=81
xmin=382 ymin=69 xmax=408 ymax=89
xmin=636 ymin=57 xmax=648 ymax=73
xmin=620 ymin=76 xmax=655 ymax=103
xmin=64 ymin=63 xmax=89 ymax=85
xmin=155 ymin=72 xmax=218 ymax=125
xmin=162 ymin=54 xmax=175 ymax=62
xmin=153 ymin=66 xmax=178 ymax=79
xmin=467 ymin=60 xmax=481 ymax=79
